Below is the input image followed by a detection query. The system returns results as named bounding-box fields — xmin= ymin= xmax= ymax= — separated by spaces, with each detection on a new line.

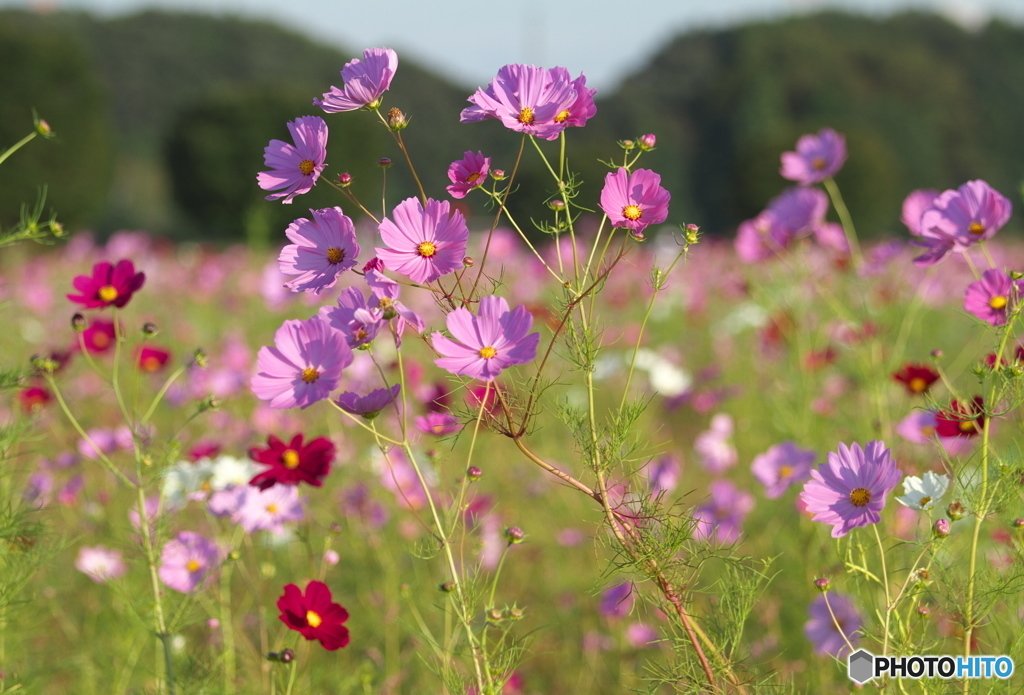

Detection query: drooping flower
xmin=249 ymin=433 xmax=335 ymax=490
xmin=780 ymin=128 xmax=847 ymax=185
xmin=432 ymin=295 xmax=540 ymax=381
xmin=278 ymin=207 xmax=360 ymax=294
xmin=137 ymin=345 xmax=171 ymax=373
xmin=805 ymin=593 xmax=862 ymax=658
xmin=692 ymin=480 xmax=755 ymax=544
xmin=335 ymin=384 xmax=401 ymax=420
xmin=158 ymin=531 xmax=220 ymax=593
xmin=751 ymin=441 xmax=816 ymax=499
xmin=317 ymin=286 xmax=386 ymax=349
xmin=75 ymin=545 xmax=127 ymax=583
xmin=315 ymin=47 xmax=398 ymax=112
xmin=277 ymin=580 xmax=350 ymax=650
xmin=461 ymin=65 xmax=594 ymax=140
xmin=964 ymin=268 xmax=1022 ymax=326
xmin=896 ymin=471 xmax=950 ymax=511
xmin=913 ymin=180 xmax=1012 ymax=266
xmin=67 ymin=259 xmax=146 ymax=310
xmin=599 ymin=168 xmax=670 ymax=238
xmin=446 ymin=151 xmax=491 ymax=199
xmin=800 ymin=441 xmax=902 ymax=538
xmin=934 ymin=397 xmax=985 ymax=438
xmin=252 ymin=317 xmax=352 ymax=409
xmin=376 ymin=197 xmax=469 ymax=284
xmin=892 ymin=363 xmax=940 ymax=395
xmin=257 ymin=116 xmax=328 ymax=204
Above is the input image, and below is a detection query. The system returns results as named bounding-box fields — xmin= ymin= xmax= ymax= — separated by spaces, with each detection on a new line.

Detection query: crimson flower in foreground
xmin=278 ymin=580 xmax=350 ymax=650
xmin=964 ymin=268 xmax=1022 ymax=326
xmin=278 ymin=207 xmax=360 ymax=294
xmin=600 ymin=168 xmax=670 ymax=238
xmin=249 ymin=433 xmax=335 ymax=490
xmin=432 ymin=295 xmax=540 ymax=382
xmin=892 ymin=363 xmax=939 ymax=395
xmin=376 ymin=197 xmax=469 ymax=284
xmin=67 ymin=259 xmax=146 ymax=309
xmin=935 ymin=397 xmax=985 ymax=438
xmin=315 ymin=47 xmax=397 ymax=112
xmin=252 ymin=317 xmax=352 ymax=409
xmin=779 ymin=128 xmax=847 ymax=185
xmin=799 ymin=441 xmax=902 ymax=538
xmin=257 ymin=116 xmax=328 ymax=204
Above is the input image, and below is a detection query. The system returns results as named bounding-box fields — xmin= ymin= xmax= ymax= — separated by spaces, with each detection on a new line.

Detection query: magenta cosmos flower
xmin=318 ymin=286 xmax=386 ymax=349
xmin=336 ymin=384 xmax=401 ymax=419
xmin=446 ymin=150 xmax=491 ymax=199
xmin=900 ymin=189 xmax=940 ymax=235
xmin=692 ymin=480 xmax=755 ymax=544
xmin=805 ymin=593 xmax=861 ymax=658
xmin=315 ymin=47 xmax=397 ymax=112
xmin=67 ymin=259 xmax=146 ymax=309
xmin=780 ymin=128 xmax=847 ymax=185
xmin=278 ymin=580 xmax=350 ymax=650
xmin=432 ymin=295 xmax=540 ymax=382
xmin=257 ymin=116 xmax=328 ymax=204
xmin=252 ymin=317 xmax=352 ymax=409
xmin=376 ymin=198 xmax=469 ymax=284
xmin=599 ymin=168 xmax=670 ymax=238
xmin=964 ymin=268 xmax=1022 ymax=326
xmin=800 ymin=441 xmax=902 ymax=538
xmin=461 ymin=64 xmax=596 ymax=140
xmin=913 ymin=180 xmax=1012 ymax=266
xmin=279 ymin=207 xmax=360 ymax=294
xmin=249 ymin=433 xmax=335 ymax=490
xmin=158 ymin=531 xmax=220 ymax=593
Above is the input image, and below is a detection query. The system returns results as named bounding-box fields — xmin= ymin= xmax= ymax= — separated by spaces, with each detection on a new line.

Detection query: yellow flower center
xmin=517 ymin=107 xmax=535 ymax=125
xmin=355 ymin=329 xmax=368 ymax=341
xmin=98 ymin=285 xmax=119 ymax=302
xmin=378 ymin=297 xmax=394 ymax=310
xmin=554 ymin=109 xmax=570 ymax=123
xmin=623 ymin=205 xmax=642 ymax=221
xmin=778 ymin=465 xmax=793 ymax=479
xmin=959 ymin=420 xmax=977 ymax=434
xmin=919 ymin=496 xmax=932 ymax=508
xmin=968 ymin=221 xmax=985 ymax=235
xmin=266 ymin=504 xmax=278 ymax=514
xmin=922 ymin=426 xmax=935 ymax=436
xmin=909 ymin=377 xmax=928 ymax=392
xmin=306 ymin=610 xmax=323 ymax=628
xmin=849 ymin=487 xmax=871 ymax=507
xmin=478 ymin=346 xmax=497 ymax=359
xmin=282 ymin=449 xmax=300 ymax=469
xmin=298 ymin=159 xmax=316 ymax=176
xmin=302 ymin=367 xmax=320 ymax=383
xmin=989 ymin=295 xmax=1008 ymax=310
xmin=186 ymin=559 xmax=202 ymax=573
xmin=417 ymin=241 xmax=437 ymax=258
xmin=326 ymin=247 xmax=344 ymax=264
xmin=466 ymin=172 xmax=481 ymax=183
xmin=811 ymin=156 xmax=827 ymax=170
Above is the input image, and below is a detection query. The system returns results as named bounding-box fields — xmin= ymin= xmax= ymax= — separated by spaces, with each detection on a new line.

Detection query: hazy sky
xmin=4 ymin=0 xmax=1023 ymax=90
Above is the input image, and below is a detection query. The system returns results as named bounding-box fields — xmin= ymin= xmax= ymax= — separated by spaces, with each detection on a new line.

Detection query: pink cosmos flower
xmin=137 ymin=345 xmax=171 ymax=373
xmin=432 ymin=295 xmax=540 ymax=381
xmin=693 ymin=414 xmax=737 ymax=473
xmin=336 ymin=384 xmax=401 ymax=419
xmin=414 ymin=412 xmax=460 ymax=436
xmin=599 ymin=168 xmax=671 ymax=238
xmin=805 ymin=593 xmax=861 ymax=658
xmin=461 ymin=65 xmax=595 ymax=140
xmin=599 ymin=582 xmax=634 ymax=619
xmin=751 ymin=441 xmax=816 ymax=499
xmin=964 ymin=268 xmax=1022 ymax=326
xmin=646 ymin=454 xmax=681 ymax=496
xmin=76 ymin=545 xmax=127 ymax=583
xmin=158 ymin=531 xmax=220 ymax=593
xmin=376 ymin=197 xmax=469 ymax=284
xmin=67 ymin=259 xmax=146 ymax=309
xmin=734 ymin=210 xmax=787 ymax=263
xmin=278 ymin=207 xmax=360 ymax=294
xmin=692 ymin=480 xmax=755 ymax=544
xmin=315 ymin=47 xmax=398 ymax=112
xmin=363 ymin=270 xmax=426 ymax=344
xmin=257 ymin=116 xmax=328 ymax=204
xmin=317 ymin=286 xmax=386 ymax=349
xmin=252 ymin=317 xmax=353 ymax=409
xmin=80 ymin=318 xmax=116 ymax=353
xmin=913 ymin=180 xmax=1012 ymax=266
xmin=780 ymin=128 xmax=847 ymax=185
xmin=446 ymin=151 xmax=491 ymax=199
xmin=235 ymin=484 xmax=304 ymax=533
xmin=900 ymin=189 xmax=939 ymax=235
xmin=799 ymin=441 xmax=902 ymax=538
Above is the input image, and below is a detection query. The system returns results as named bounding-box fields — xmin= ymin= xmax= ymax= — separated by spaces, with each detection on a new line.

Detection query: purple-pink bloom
xmin=76 ymin=545 xmax=127 ymax=583
xmin=751 ymin=441 xmax=816 ymax=499
xmin=780 ymin=128 xmax=847 ymax=185
xmin=461 ymin=64 xmax=594 ymax=140
xmin=252 ymin=317 xmax=353 ymax=409
xmin=415 ymin=412 xmax=461 ymax=436
xmin=900 ymin=189 xmax=940 ymax=236
xmin=446 ymin=151 xmax=491 ymax=199
xmin=964 ymin=268 xmax=1022 ymax=326
xmin=376 ymin=197 xmax=469 ymax=284
xmin=315 ymin=47 xmax=398 ymax=112
xmin=318 ymin=286 xmax=386 ymax=349
xmin=896 ymin=410 xmax=939 ymax=444
xmin=432 ymin=295 xmax=540 ymax=382
xmin=336 ymin=384 xmax=401 ymax=419
xmin=694 ymin=414 xmax=737 ymax=474
xmin=600 ymin=168 xmax=671 ymax=238
xmin=734 ymin=211 xmax=787 ymax=263
xmin=235 ymin=485 xmax=304 ymax=533
xmin=913 ymin=180 xmax=1012 ymax=266
xmin=257 ymin=116 xmax=328 ymax=204
xmin=599 ymin=582 xmax=634 ymax=619
xmin=646 ymin=454 xmax=681 ymax=496
xmin=278 ymin=207 xmax=360 ymax=294
xmin=364 ymin=270 xmax=425 ymax=346
xmin=692 ymin=480 xmax=755 ymax=544
xmin=799 ymin=441 xmax=902 ymax=538
xmin=805 ymin=593 xmax=862 ymax=658
xmin=158 ymin=531 xmax=220 ymax=593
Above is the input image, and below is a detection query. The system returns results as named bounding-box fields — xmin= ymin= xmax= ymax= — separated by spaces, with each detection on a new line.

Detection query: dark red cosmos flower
xmin=935 ymin=397 xmax=985 ymax=438
xmin=137 ymin=345 xmax=171 ymax=372
xmin=277 ymin=580 xmax=350 ymax=650
xmin=18 ymin=386 xmax=51 ymax=413
xmin=67 ymin=259 xmax=146 ymax=310
xmin=248 ymin=433 xmax=334 ymax=490
xmin=80 ymin=319 xmax=117 ymax=353
xmin=893 ymin=364 xmax=940 ymax=395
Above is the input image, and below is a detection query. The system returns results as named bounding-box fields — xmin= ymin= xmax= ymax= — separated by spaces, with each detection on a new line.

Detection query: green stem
xmin=822 ymin=176 xmax=863 ymax=271
xmin=0 ymin=131 xmax=37 ymax=167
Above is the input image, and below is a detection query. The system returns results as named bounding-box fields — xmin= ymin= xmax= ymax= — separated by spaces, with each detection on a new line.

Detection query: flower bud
xmin=34 ymin=118 xmax=52 ymax=137
xmin=638 ymin=133 xmax=657 ymax=150
xmin=619 ymin=139 xmax=635 ymax=151
xmin=337 ymin=172 xmax=353 ymax=187
xmin=386 ymin=107 xmax=409 ymax=131
xmin=684 ymin=223 xmax=700 ymax=245
xmin=50 ymin=221 xmax=65 ymax=237
xmin=917 ymin=605 xmax=931 ymax=617
xmin=947 ymin=499 xmax=967 ymax=520
xmin=813 ymin=577 xmax=830 ymax=592
xmin=280 ymin=648 xmax=295 ymax=663
xmin=30 ymin=354 xmax=59 ymax=374
xmin=193 ymin=348 xmax=208 ymax=369
xmin=228 ymin=550 xmax=242 ymax=561
xmin=504 ymin=526 xmax=525 ymax=544
xmin=141 ymin=322 xmax=158 ymax=337
xmin=71 ymin=313 xmax=86 ymax=332
xmin=490 ymin=169 xmax=506 ymax=181
xmin=930 ymin=349 xmax=943 ymax=360
xmin=1013 ymin=518 xmax=1024 ymax=529
xmin=467 ymin=466 xmax=482 ymax=481
xmin=933 ymin=518 xmax=950 ymax=538
xmin=508 ymin=606 xmax=524 ymax=620
xmin=329 ymin=522 xmax=343 ymax=535
xmin=378 ymin=157 xmax=392 ymax=169
xmin=324 ymin=549 xmax=340 ymax=566
xmin=439 ymin=581 xmax=456 ymax=593
xmin=548 ymin=200 xmax=566 ymax=211
xmin=487 ymin=608 xmax=503 ymax=622
xmin=463 ymin=256 xmax=474 ymax=268
xmin=198 ymin=395 xmax=219 ymax=412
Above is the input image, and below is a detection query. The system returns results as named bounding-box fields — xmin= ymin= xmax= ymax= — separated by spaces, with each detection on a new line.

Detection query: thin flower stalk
xmin=822 ymin=176 xmax=862 ymax=269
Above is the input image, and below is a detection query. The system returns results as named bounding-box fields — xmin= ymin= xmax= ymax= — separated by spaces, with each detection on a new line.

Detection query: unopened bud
xmin=378 ymin=157 xmax=392 ymax=169
xmin=917 ymin=605 xmax=931 ymax=617
xmin=684 ymin=223 xmax=700 ymax=245
xmin=439 ymin=581 xmax=456 ymax=593
xmin=31 ymin=354 xmax=59 ymax=374
xmin=548 ymin=200 xmax=566 ymax=211
xmin=467 ymin=466 xmax=482 ymax=481
xmin=198 ymin=395 xmax=219 ymax=412
xmin=35 ymin=118 xmax=52 ymax=137
xmin=71 ymin=313 xmax=86 ymax=332
xmin=508 ymin=607 xmax=524 ymax=620
xmin=337 ymin=172 xmax=353 ymax=186
xmin=619 ymin=139 xmax=635 ymax=151
xmin=813 ymin=577 xmax=830 ymax=592
xmin=329 ymin=522 xmax=343 ymax=535
xmin=930 ymin=349 xmax=943 ymax=360
xmin=933 ymin=518 xmax=950 ymax=538
xmin=947 ymin=500 xmax=967 ymax=521
xmin=463 ymin=256 xmax=474 ymax=268
xmin=51 ymin=221 xmax=65 ymax=237
xmin=141 ymin=322 xmax=158 ymax=337
xmin=504 ymin=526 xmax=524 ymax=544
xmin=1013 ymin=518 xmax=1024 ymax=529
xmin=638 ymin=133 xmax=656 ymax=150
xmin=193 ymin=348 xmax=208 ymax=368
xmin=487 ymin=608 xmax=503 ymax=622
xmin=228 ymin=550 xmax=242 ymax=561
xmin=490 ymin=169 xmax=506 ymax=181
xmin=386 ymin=108 xmax=409 ymax=131
xmin=280 ymin=648 xmax=295 ymax=663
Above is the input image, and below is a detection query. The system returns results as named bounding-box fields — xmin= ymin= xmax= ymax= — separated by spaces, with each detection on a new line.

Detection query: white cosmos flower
xmin=896 ymin=471 xmax=950 ymax=511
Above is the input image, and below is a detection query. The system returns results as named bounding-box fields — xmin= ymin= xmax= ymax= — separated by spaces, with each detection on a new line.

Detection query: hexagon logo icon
xmin=848 ymin=649 xmax=874 ymax=684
